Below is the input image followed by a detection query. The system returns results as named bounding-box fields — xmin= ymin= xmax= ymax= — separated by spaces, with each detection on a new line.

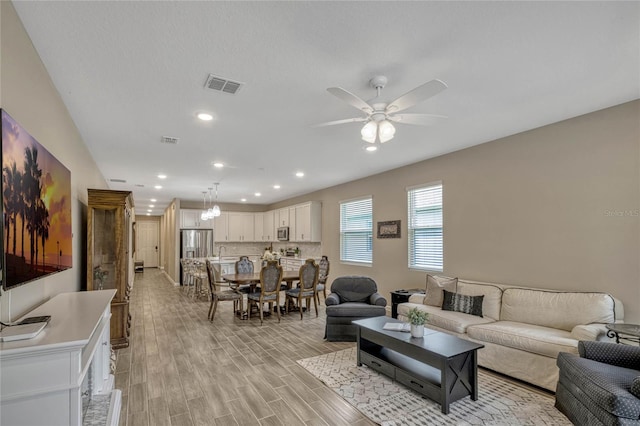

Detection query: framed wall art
xmin=377 ymin=220 xmax=401 ymax=239
xmin=2 ymin=109 xmax=72 ymax=290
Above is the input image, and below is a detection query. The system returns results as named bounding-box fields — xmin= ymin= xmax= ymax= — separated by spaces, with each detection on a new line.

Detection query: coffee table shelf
xmin=354 ymin=316 xmax=484 ymax=414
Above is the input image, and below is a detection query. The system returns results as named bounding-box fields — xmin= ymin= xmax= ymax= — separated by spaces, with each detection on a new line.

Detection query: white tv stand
xmin=0 ymin=290 xmax=121 ymax=426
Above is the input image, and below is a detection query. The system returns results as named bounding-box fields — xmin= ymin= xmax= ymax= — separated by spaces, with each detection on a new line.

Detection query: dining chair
xmin=191 ymin=260 xmax=208 ymax=298
xmin=247 ymin=260 xmax=283 ymax=325
xmin=234 ymin=256 xmax=255 ymax=294
xmin=315 ymin=255 xmax=330 ymax=304
xmin=285 ymin=259 xmax=319 ymax=319
xmin=205 ymin=260 xmax=242 ymax=321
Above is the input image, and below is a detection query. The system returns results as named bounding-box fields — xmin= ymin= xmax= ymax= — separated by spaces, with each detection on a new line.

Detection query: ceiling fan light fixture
xmin=361 ymin=121 xmax=377 ymax=143
xmin=378 ymin=120 xmax=395 ymax=143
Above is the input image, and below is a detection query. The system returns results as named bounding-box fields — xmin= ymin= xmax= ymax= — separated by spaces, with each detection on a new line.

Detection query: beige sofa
xmin=397 ymin=278 xmax=624 ymax=391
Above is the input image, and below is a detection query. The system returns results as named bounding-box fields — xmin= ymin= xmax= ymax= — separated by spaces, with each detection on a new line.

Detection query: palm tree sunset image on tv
xmin=2 ymin=109 xmax=72 ymax=289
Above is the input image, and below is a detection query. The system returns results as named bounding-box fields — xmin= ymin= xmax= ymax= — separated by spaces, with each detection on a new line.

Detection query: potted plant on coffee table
xmin=407 ymin=307 xmax=429 ymax=338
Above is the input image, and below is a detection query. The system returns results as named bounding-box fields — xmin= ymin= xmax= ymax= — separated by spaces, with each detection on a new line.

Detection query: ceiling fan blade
xmin=386 ymin=79 xmax=448 ymax=113
xmin=327 ymin=87 xmax=373 ymax=113
xmin=388 ymin=113 xmax=447 ymax=126
xmin=312 ymin=117 xmax=368 ymax=128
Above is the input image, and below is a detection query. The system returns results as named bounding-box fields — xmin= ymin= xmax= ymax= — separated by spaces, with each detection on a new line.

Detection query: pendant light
xmin=200 ymin=191 xmax=208 ymax=221
xmin=210 ymin=183 xmax=221 ymax=218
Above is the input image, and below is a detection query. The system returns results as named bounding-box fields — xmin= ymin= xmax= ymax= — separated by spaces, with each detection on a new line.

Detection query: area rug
xmin=297 ymin=347 xmax=571 ymax=425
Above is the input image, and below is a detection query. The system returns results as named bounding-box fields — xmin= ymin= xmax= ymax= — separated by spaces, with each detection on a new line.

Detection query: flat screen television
xmin=1 ymin=109 xmax=72 ymax=290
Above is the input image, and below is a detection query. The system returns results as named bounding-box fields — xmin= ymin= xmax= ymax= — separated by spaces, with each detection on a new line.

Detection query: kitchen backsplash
xmin=213 ymin=242 xmax=323 ymax=259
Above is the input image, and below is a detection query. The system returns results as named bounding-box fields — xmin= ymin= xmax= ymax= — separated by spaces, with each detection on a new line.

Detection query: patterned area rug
xmin=297 ymin=347 xmax=571 ymax=425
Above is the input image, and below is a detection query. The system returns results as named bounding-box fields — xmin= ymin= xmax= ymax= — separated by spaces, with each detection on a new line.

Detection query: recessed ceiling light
xmin=241 ymin=198 xmax=247 ymax=202
xmin=365 ymin=145 xmax=378 ymax=152
xmin=273 ymin=185 xmax=281 ymax=189
xmin=147 ymin=209 xmax=152 ymax=212
xmin=150 ymin=199 xmax=157 ymax=202
xmin=157 ymin=174 xmax=167 ymax=179
xmin=295 ymin=171 xmax=304 ymax=177
xmin=146 ymin=213 xmax=151 ymax=216
xmin=254 ymin=192 xmax=261 ymax=197
xmin=197 ymin=112 xmax=213 ymax=121
xmin=149 ymin=204 xmax=154 ymax=208
xmin=213 ymin=162 xmax=224 ymax=168
xmin=155 ymin=185 xmax=162 ymax=189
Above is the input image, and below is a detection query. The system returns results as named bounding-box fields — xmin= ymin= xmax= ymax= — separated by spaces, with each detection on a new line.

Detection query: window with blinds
xmin=408 ymin=183 xmax=443 ymax=271
xmin=340 ymin=197 xmax=373 ymax=264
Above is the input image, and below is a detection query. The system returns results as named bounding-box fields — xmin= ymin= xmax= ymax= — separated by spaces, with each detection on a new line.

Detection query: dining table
xmin=221 ymin=270 xmax=301 ymax=319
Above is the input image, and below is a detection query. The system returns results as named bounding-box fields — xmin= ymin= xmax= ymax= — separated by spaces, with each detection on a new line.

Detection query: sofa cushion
xmin=442 ymin=290 xmax=484 ymax=317
xmin=424 ymin=275 xmax=457 ymax=307
xmin=457 ymin=281 xmax=503 ymax=321
xmin=398 ymin=302 xmax=494 ymax=334
xmin=500 ymin=288 xmax=615 ymax=331
xmin=326 ymin=303 xmax=386 ymax=318
xmin=467 ymin=321 xmax=578 ymax=358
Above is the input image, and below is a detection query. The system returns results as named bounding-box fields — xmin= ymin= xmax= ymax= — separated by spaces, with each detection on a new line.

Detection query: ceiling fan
xmin=315 ymin=75 xmax=448 ymax=145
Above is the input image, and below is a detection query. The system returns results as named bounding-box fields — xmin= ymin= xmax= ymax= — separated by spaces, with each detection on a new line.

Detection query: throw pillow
xmin=442 ymin=290 xmax=484 ymax=317
xmin=424 ymin=275 xmax=458 ymax=307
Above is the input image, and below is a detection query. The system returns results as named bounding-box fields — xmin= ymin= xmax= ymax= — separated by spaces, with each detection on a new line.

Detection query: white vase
xmin=410 ymin=324 xmax=424 ymax=338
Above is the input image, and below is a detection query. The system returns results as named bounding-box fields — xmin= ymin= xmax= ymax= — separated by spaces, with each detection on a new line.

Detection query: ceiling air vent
xmin=110 ymin=178 xmax=126 ymax=183
xmin=204 ymin=74 xmax=243 ymax=95
xmin=161 ymin=136 xmax=179 ymax=145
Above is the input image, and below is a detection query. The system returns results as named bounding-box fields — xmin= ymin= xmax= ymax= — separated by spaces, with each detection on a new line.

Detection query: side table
xmin=390 ymin=288 xmax=424 ymax=319
xmin=606 ymin=323 xmax=640 ymax=345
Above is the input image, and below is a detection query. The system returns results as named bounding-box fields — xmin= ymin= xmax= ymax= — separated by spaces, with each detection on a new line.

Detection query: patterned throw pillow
xmin=424 ymin=275 xmax=458 ymax=307
xmin=442 ymin=289 xmax=484 ymax=317
xmin=630 ymin=377 xmax=640 ymax=399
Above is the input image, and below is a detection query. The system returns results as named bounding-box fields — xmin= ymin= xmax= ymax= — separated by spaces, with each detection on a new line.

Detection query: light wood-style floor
xmin=115 ymin=268 xmax=375 ymax=426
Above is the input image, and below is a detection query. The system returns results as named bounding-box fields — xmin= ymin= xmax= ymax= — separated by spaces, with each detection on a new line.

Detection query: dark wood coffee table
xmin=353 ymin=316 xmax=484 ymax=414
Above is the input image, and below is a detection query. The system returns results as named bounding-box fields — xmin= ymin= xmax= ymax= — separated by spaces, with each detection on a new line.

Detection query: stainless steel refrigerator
xmin=180 ymin=229 xmax=213 ymax=284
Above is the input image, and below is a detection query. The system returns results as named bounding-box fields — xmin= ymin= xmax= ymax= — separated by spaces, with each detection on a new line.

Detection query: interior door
xmin=136 ymin=221 xmax=159 ymax=268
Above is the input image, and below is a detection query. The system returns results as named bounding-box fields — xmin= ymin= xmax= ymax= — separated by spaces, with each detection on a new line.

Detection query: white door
xmin=136 ymin=221 xmax=159 ymax=268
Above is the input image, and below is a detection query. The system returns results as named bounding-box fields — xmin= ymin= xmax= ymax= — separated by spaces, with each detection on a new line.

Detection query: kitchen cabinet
xmin=277 ymin=208 xmax=290 ymax=227
xmin=180 ymin=209 xmax=213 ymax=229
xmin=288 ymin=207 xmax=297 ymax=242
xmin=228 ymin=212 xmax=254 ymax=242
xmin=263 ymin=210 xmax=276 ymax=242
xmin=280 ymin=257 xmax=306 ymax=271
xmin=87 ymin=189 xmax=134 ymax=349
xmin=254 ymin=212 xmax=264 ymax=242
xmin=294 ymin=201 xmax=322 ymax=242
xmin=213 ymin=212 xmax=229 ymax=242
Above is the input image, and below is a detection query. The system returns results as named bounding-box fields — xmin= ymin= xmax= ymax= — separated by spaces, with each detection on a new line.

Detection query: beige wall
xmin=272 ymin=100 xmax=640 ymax=323
xmin=0 ymin=2 xmax=108 ymax=321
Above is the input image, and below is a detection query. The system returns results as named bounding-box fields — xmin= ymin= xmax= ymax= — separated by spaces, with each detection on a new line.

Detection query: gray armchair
xmin=556 ymin=341 xmax=640 ymax=425
xmin=324 ymin=276 xmax=387 ymax=341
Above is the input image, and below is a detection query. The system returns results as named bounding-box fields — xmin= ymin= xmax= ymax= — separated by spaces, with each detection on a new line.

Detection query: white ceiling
xmin=12 ymin=1 xmax=640 ymax=215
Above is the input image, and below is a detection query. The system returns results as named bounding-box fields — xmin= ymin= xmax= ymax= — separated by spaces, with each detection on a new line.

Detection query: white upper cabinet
xmin=263 ymin=210 xmax=275 ymax=242
xmin=181 ymin=209 xmax=213 ymax=229
xmin=253 ymin=212 xmax=264 ymax=242
xmin=213 ymin=212 xmax=229 ymax=242
xmin=293 ymin=201 xmax=321 ymax=242
xmin=228 ymin=212 xmax=255 ymax=242
xmin=277 ymin=208 xmax=289 ymax=227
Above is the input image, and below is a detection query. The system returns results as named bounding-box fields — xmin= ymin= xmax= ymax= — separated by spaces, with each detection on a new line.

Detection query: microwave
xmin=277 ymin=226 xmax=289 ymax=241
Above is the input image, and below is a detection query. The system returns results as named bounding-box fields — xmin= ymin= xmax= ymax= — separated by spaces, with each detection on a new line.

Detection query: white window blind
xmin=340 ymin=197 xmax=372 ymax=264
xmin=408 ymin=183 xmax=443 ymax=271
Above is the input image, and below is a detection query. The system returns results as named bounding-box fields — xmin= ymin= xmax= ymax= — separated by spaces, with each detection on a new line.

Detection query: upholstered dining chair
xmin=315 ymin=255 xmax=330 ymax=304
xmin=234 ymin=256 xmax=255 ymax=294
xmin=285 ymin=259 xmax=319 ymax=319
xmin=205 ymin=260 xmax=242 ymax=321
xmin=247 ymin=260 xmax=283 ymax=325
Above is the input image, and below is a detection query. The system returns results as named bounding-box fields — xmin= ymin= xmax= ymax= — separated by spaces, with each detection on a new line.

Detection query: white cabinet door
xmin=263 ymin=210 xmax=275 ymax=242
xmin=228 ymin=212 xmax=254 ymax=241
xmin=288 ymin=207 xmax=297 ymax=241
xmin=214 ymin=212 xmax=229 ymax=242
xmin=294 ymin=202 xmax=322 ymax=242
xmin=254 ymin=212 xmax=264 ymax=241
xmin=278 ymin=208 xmax=289 ymax=227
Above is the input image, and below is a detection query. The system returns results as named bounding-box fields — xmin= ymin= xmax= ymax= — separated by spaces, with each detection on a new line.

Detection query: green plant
xmin=407 ymin=307 xmax=429 ymax=325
